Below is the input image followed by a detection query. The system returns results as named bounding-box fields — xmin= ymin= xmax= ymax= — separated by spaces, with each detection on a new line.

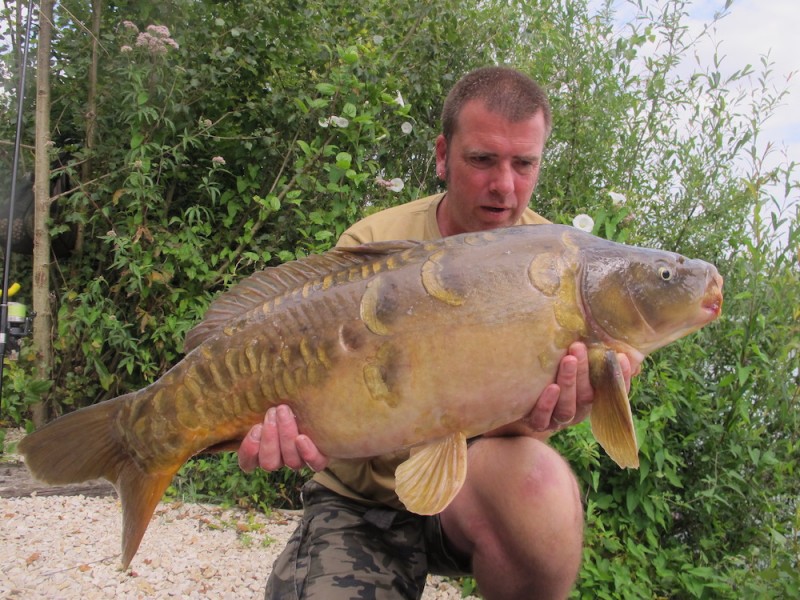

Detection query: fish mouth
xmin=701 ymin=272 xmax=724 ymax=320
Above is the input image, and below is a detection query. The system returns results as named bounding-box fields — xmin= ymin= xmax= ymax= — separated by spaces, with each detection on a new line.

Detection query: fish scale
xmin=17 ymin=224 xmax=723 ymax=568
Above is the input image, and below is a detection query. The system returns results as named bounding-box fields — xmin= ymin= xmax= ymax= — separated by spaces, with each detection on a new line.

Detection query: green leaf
xmin=335 ymin=152 xmax=352 ymax=169
xmin=316 ymin=82 xmax=337 ymax=96
xmin=130 ymin=132 xmax=144 ymax=149
xmin=342 ymin=102 xmax=357 ymax=118
xmin=340 ymin=47 xmax=359 ymax=64
xmin=293 ymin=97 xmax=309 ymax=113
xmin=737 ymin=365 xmax=754 ymax=387
xmin=297 ymin=140 xmax=312 ymax=156
xmin=625 ymin=487 xmax=640 ymax=513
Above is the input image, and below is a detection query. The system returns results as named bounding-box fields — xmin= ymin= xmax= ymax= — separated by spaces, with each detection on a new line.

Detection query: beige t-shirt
xmin=312 ymin=192 xmax=549 ymax=508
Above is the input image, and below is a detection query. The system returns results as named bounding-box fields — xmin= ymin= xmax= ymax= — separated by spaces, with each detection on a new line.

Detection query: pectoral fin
xmin=395 ymin=432 xmax=468 ymax=515
xmin=588 ymin=347 xmax=639 ymax=469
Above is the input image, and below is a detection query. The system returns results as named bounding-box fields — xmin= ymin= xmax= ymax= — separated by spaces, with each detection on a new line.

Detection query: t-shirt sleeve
xmin=336 ymin=229 xmax=370 ymax=248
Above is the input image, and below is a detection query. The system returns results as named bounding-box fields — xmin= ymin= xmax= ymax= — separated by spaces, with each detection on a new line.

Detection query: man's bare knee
xmin=446 ymin=437 xmax=584 ymax=599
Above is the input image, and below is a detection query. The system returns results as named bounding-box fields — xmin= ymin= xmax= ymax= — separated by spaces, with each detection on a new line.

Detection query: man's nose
xmin=489 ymin=163 xmax=514 ymax=196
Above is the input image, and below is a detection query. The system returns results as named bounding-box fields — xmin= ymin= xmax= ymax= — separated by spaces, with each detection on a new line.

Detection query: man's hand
xmin=237 ymin=405 xmax=329 ymax=473
xmin=485 ymin=342 xmax=640 ymax=438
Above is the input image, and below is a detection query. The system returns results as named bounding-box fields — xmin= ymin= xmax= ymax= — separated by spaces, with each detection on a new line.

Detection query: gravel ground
xmin=0 ymin=431 xmax=476 ymax=600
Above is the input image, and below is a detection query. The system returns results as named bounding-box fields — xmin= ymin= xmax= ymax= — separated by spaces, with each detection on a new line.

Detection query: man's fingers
xmin=239 ymin=405 xmax=330 ymax=473
xmin=275 ymin=405 xmax=305 ymax=470
xmin=296 ymin=435 xmax=329 ymax=472
xmin=252 ymin=408 xmax=281 ymax=471
xmin=568 ymin=342 xmax=593 ymax=404
xmin=551 ymin=354 xmax=578 ymax=426
xmin=617 ymin=353 xmax=637 ymax=393
xmin=237 ymin=424 xmax=263 ymax=473
xmin=528 ymin=383 xmax=560 ymax=430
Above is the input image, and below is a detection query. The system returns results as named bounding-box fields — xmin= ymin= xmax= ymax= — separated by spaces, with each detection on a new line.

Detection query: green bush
xmin=167 ymin=453 xmax=310 ymax=512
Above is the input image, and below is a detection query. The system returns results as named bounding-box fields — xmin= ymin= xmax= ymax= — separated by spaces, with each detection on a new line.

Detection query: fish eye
xmin=659 ymin=266 xmax=673 ymax=281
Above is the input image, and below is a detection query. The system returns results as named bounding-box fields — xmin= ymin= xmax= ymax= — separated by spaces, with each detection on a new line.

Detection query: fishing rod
xmin=1 ymin=0 xmax=36 ymax=399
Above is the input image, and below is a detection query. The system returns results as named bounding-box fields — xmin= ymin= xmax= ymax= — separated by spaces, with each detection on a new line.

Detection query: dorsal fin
xmin=183 ymin=240 xmax=421 ymax=352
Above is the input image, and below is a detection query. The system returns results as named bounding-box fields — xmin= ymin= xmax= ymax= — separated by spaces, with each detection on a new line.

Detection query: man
xmin=238 ymin=66 xmax=637 ymax=599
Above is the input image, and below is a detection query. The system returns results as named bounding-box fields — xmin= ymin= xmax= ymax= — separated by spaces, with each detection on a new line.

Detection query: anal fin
xmin=395 ymin=432 xmax=468 ymax=515
xmin=588 ymin=347 xmax=640 ymax=469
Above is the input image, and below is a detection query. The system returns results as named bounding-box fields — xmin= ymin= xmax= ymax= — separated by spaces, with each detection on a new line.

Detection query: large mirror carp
xmin=19 ymin=224 xmax=723 ymax=567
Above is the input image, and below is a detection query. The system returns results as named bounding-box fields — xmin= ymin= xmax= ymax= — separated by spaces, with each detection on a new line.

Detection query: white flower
xmin=318 ymin=117 xmax=330 ymax=128
xmin=572 ymin=213 xmax=594 ymax=233
xmin=401 ymin=121 xmax=413 ymax=135
xmin=211 ymin=156 xmax=226 ymax=166
xmin=387 ymin=178 xmax=404 ymax=192
xmin=375 ymin=176 xmax=405 ymax=193
xmin=608 ymin=191 xmax=627 ymax=206
xmin=330 ymin=115 xmax=349 ymax=128
xmin=394 ymin=91 xmax=405 ymax=107
xmin=373 ymin=35 xmax=384 ymax=45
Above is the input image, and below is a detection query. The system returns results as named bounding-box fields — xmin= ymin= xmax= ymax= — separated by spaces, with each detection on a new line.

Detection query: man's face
xmin=435 ymin=99 xmax=547 ymax=237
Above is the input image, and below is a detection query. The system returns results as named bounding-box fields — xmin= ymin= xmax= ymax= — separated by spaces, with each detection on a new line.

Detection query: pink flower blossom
xmin=146 ymin=24 xmax=171 ymax=37
xmin=134 ymin=24 xmax=179 ymax=55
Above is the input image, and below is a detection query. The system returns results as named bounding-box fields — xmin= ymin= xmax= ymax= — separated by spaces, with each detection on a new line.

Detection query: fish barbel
xmin=18 ymin=224 xmax=723 ymax=567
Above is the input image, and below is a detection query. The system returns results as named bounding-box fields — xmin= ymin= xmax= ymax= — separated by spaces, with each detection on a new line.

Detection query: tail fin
xmin=17 ymin=396 xmax=180 ymax=568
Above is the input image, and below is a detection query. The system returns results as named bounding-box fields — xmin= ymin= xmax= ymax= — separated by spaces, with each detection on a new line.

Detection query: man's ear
xmin=435 ymin=135 xmax=448 ymax=180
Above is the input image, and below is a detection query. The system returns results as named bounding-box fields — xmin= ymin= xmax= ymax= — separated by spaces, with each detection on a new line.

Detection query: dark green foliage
xmin=1 ymin=0 xmax=797 ymax=596
xmin=167 ymin=453 xmax=309 ymax=512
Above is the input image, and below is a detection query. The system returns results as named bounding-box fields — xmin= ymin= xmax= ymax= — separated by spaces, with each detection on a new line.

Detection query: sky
xmin=600 ymin=0 xmax=799 ymax=204
xmin=685 ymin=0 xmax=799 ymax=175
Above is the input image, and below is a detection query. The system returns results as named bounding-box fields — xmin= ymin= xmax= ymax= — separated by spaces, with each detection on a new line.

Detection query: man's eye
xmin=516 ymin=161 xmax=535 ymax=171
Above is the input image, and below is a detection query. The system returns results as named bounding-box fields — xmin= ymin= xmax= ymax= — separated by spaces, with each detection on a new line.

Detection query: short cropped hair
xmin=441 ymin=66 xmax=552 ymax=142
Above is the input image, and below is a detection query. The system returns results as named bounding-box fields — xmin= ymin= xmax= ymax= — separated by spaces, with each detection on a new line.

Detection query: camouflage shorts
xmin=265 ymin=481 xmax=471 ymax=600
